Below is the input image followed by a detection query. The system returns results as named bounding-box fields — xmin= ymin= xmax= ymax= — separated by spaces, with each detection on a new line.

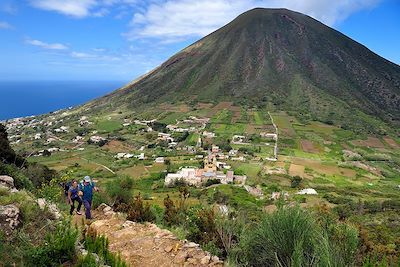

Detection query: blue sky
xmin=0 ymin=0 xmax=399 ymax=81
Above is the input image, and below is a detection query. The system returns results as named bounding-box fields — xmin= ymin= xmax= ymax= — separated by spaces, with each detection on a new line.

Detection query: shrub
xmin=92 ymin=191 xmax=111 ymax=209
xmin=290 ymin=175 xmax=302 ymax=188
xmin=0 ymin=162 xmax=33 ymax=190
xmin=204 ymin=178 xmax=220 ymax=187
xmin=76 ymin=253 xmax=97 ymax=267
xmin=323 ymin=193 xmax=353 ymax=205
xmin=187 ymin=207 xmax=222 ymax=250
xmin=83 ymin=227 xmax=128 ymax=267
xmin=106 ymin=176 xmax=134 ymax=208
xmin=24 ymin=219 xmax=79 ymax=267
xmin=126 ymin=193 xmax=155 ymax=223
xmin=364 ymin=200 xmax=382 ymax=213
xmin=24 ymin=163 xmax=57 ymax=188
xmin=212 ymin=190 xmax=229 ymax=205
xmin=163 ymin=194 xmax=179 ymax=226
xmin=234 ymin=206 xmax=359 ymax=267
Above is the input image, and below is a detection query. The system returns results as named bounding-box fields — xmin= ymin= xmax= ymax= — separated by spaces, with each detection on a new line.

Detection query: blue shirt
xmin=68 ymin=186 xmax=79 ymax=199
xmin=79 ymin=182 xmax=95 ymax=201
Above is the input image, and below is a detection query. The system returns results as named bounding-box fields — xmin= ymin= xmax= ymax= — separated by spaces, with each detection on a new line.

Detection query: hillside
xmin=88 ymin=8 xmax=400 ymax=133
xmin=3 ymin=7 xmax=400 ymax=266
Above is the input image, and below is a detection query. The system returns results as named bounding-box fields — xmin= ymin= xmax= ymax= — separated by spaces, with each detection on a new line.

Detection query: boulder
xmin=0 ymin=204 xmax=20 ymax=235
xmin=174 ymin=251 xmax=188 ymax=264
xmin=200 ymin=255 xmax=211 ymax=265
xmin=36 ymin=198 xmax=62 ymax=219
xmin=0 ymin=175 xmax=14 ymax=189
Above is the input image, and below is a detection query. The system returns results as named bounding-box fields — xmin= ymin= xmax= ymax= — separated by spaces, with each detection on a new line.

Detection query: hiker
xmin=68 ymin=180 xmax=82 ymax=215
xmin=79 ymin=176 xmax=99 ymax=220
xmin=61 ymin=180 xmax=72 ymax=204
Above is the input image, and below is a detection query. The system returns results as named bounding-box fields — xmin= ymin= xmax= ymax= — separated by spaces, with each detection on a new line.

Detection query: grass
xmin=212 ymin=123 xmax=247 ymax=135
xmin=210 ymin=110 xmax=233 ymax=124
xmin=186 ymin=133 xmax=199 ymax=146
xmin=253 ymin=111 xmax=264 ymax=125
xmin=96 ymin=120 xmax=122 ymax=132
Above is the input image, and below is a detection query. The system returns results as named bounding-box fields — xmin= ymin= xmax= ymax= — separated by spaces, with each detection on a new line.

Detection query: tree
xmin=163 ymin=195 xmax=178 ymax=226
xmin=0 ymin=124 xmax=24 ymax=166
xmin=290 ymin=176 xmax=302 ymax=188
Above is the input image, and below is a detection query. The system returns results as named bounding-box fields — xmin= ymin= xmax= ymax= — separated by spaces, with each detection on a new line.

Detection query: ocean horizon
xmin=0 ymin=80 xmax=128 ymax=121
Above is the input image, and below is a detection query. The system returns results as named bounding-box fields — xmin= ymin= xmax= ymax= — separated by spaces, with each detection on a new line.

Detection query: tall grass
xmin=24 ymin=218 xmax=79 ymax=267
xmin=231 ymin=206 xmax=358 ymax=267
xmin=83 ymin=227 xmax=128 ymax=267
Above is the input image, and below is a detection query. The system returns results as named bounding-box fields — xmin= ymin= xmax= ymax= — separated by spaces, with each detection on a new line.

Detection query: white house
xmin=296 ymin=188 xmax=318 ymax=195
xmin=155 ymin=157 xmax=165 ymax=163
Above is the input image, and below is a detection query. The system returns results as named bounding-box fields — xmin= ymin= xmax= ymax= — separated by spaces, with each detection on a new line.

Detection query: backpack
xmin=63 ymin=181 xmax=72 ymax=196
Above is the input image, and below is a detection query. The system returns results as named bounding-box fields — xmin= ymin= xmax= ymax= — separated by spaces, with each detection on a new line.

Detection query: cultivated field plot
xmin=96 ymin=119 xmax=122 ymax=132
xmin=159 ymin=103 xmax=190 ymax=113
xmin=213 ymin=123 xmax=247 ymax=135
xmin=383 ymin=137 xmax=399 ymax=149
xmin=300 ymin=140 xmax=319 ymax=153
xmin=352 ymin=137 xmax=386 ymax=148
xmin=230 ymin=106 xmax=241 ymax=123
xmin=293 ymin=121 xmax=336 ymax=136
xmin=281 ymin=156 xmax=357 ymax=178
xmin=206 ymin=101 xmax=233 ymax=117
xmin=270 ymin=112 xmax=296 ymax=136
xmin=210 ymin=109 xmax=233 ymax=124
xmin=102 ymin=140 xmax=134 ymax=153
xmin=289 ymin=164 xmax=305 ymax=177
xmin=118 ymin=165 xmax=152 ymax=178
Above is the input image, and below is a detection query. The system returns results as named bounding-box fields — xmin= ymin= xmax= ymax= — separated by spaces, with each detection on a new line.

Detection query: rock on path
xmin=90 ymin=205 xmax=224 ymax=267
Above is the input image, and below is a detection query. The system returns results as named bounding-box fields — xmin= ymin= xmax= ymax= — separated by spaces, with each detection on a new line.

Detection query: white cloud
xmin=26 ymin=39 xmax=69 ymax=50
xmin=29 ymin=0 xmax=139 ymax=18
xmin=71 ymin=51 xmax=97 ymax=58
xmin=71 ymin=51 xmax=122 ymax=61
xmin=0 ymin=2 xmax=18 ymax=14
xmin=0 ymin=21 xmax=13 ymax=29
xmin=29 ymin=0 xmax=97 ymax=17
xmin=127 ymin=0 xmax=381 ymax=41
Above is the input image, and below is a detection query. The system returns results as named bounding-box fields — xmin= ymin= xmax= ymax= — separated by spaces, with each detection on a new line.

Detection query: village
xmin=0 ymin=108 xmax=327 ymax=201
xmin=1 ymin=108 xmax=279 ymax=163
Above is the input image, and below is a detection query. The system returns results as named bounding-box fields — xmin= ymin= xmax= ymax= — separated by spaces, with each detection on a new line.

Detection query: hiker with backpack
xmin=62 ymin=180 xmax=72 ymax=204
xmin=79 ymin=176 xmax=99 ymax=220
xmin=67 ymin=179 xmax=82 ymax=215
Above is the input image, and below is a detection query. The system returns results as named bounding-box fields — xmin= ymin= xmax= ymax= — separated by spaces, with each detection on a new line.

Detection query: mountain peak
xmin=90 ymin=8 xmax=400 ymax=132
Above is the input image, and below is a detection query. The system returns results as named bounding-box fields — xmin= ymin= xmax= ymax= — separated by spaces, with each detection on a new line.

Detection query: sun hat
xmin=84 ymin=176 xmax=91 ymax=183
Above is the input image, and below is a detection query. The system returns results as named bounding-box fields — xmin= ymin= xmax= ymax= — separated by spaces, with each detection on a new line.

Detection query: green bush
xmin=126 ymin=193 xmax=155 ymax=223
xmin=290 ymin=176 xmax=302 ymax=188
xmin=106 ymin=176 xmax=134 ymax=208
xmin=234 ymin=206 xmax=359 ymax=267
xmin=0 ymin=162 xmax=33 ymax=190
xmin=84 ymin=227 xmax=128 ymax=267
xmin=76 ymin=253 xmax=98 ymax=267
xmin=24 ymin=219 xmax=79 ymax=267
xmin=204 ymin=178 xmax=220 ymax=187
xmin=187 ymin=207 xmax=222 ymax=252
xmin=92 ymin=190 xmax=111 ymax=209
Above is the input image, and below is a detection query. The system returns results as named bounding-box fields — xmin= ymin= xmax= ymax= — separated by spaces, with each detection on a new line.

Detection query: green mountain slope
xmin=89 ymin=8 xmax=400 ymax=133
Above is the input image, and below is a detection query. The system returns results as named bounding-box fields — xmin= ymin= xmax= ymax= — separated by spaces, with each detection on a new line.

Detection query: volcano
xmin=89 ymin=8 xmax=400 ymax=132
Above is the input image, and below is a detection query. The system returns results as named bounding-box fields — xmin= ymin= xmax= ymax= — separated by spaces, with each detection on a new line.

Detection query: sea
xmin=0 ymin=81 xmax=128 ymax=121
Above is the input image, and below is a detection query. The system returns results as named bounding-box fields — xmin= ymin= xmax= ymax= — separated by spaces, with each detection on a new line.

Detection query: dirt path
xmin=268 ymin=112 xmax=278 ymax=160
xmin=88 ymin=205 xmax=223 ymax=267
xmin=81 ymin=157 xmax=115 ymax=174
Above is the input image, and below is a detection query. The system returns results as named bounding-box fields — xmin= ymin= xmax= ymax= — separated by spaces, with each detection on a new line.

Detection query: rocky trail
xmin=1 ymin=174 xmax=223 ymax=266
xmin=82 ymin=204 xmax=224 ymax=267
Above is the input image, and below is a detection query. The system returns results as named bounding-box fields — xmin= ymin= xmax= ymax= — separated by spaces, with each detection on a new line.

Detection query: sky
xmin=0 ymin=0 xmax=399 ymax=81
